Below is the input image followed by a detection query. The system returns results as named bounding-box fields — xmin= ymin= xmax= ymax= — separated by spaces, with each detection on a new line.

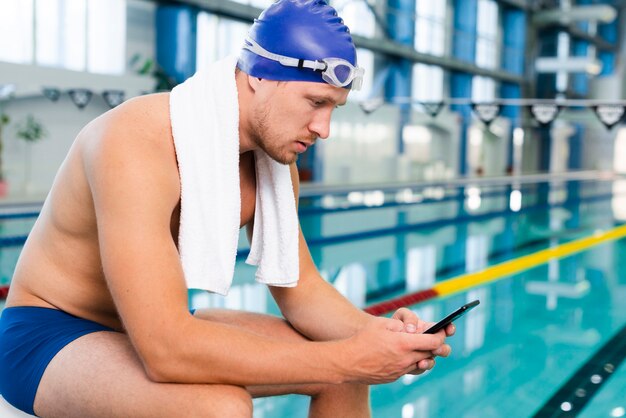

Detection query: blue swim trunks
xmin=0 ymin=307 xmax=115 ymax=416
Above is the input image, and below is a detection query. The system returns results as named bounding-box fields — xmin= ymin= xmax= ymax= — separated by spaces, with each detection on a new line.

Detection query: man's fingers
xmin=381 ymin=317 xmax=405 ymax=332
xmin=402 ymin=332 xmax=446 ymax=351
xmin=392 ymin=307 xmax=419 ymax=333
xmin=417 ymin=358 xmax=435 ymax=370
xmin=416 ymin=321 xmax=435 ymax=333
xmin=432 ymin=344 xmax=452 ymax=358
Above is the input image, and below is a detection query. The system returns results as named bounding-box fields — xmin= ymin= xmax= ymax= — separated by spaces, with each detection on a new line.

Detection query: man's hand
xmin=339 ymin=316 xmax=451 ymax=385
xmin=391 ymin=307 xmax=455 ymax=375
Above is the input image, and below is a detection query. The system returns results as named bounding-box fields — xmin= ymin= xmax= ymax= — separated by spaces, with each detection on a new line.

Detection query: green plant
xmin=0 ymin=112 xmax=10 ymax=182
xmin=16 ymin=115 xmax=47 ymax=143
xmin=16 ymin=115 xmax=47 ymax=193
xmin=130 ymin=53 xmax=178 ymax=92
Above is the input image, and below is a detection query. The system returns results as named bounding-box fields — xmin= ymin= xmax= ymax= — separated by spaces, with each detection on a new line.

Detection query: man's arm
xmin=266 ymin=164 xmax=374 ymax=341
xmin=269 ymin=165 xmax=455 ymax=347
xmin=84 ymin=109 xmax=445 ymax=387
xmin=271 ymin=226 xmax=372 ymax=340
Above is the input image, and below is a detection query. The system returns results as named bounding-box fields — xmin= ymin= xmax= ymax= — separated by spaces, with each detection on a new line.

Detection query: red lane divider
xmin=364 ymin=289 xmax=439 ymax=316
xmin=0 ymin=285 xmax=9 ymax=300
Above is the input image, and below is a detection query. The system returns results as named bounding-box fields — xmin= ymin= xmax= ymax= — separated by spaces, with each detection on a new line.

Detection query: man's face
xmin=249 ymin=80 xmax=349 ymax=165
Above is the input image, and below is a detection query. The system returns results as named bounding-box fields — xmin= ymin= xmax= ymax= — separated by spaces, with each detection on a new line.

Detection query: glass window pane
xmin=476 ymin=0 xmax=499 ymax=69
xmin=228 ymin=0 xmax=273 ymax=8
xmin=36 ymin=0 xmax=62 ymax=67
xmin=217 ymin=18 xmax=250 ymax=59
xmin=339 ymin=1 xmax=376 ymax=38
xmin=0 ymin=0 xmax=34 ymax=64
xmin=413 ymin=63 xmax=443 ymax=102
xmin=87 ymin=0 xmax=126 ymax=74
xmin=196 ymin=11 xmax=219 ymax=71
xmin=249 ymin=0 xmax=273 ymax=9
xmin=63 ymin=0 xmax=87 ymax=71
xmin=471 ymin=75 xmax=496 ymax=101
xmin=415 ymin=0 xmax=446 ymax=56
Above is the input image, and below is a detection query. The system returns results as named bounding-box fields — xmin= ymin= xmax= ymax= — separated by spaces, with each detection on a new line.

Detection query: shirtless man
xmin=0 ymin=1 xmax=453 ymax=417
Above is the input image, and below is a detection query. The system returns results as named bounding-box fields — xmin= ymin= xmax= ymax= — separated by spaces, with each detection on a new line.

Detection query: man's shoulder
xmin=79 ymin=93 xmax=181 ymax=206
xmin=80 ymin=93 xmax=172 ymax=154
xmin=80 ymin=93 xmax=179 ymax=183
xmin=101 ymin=92 xmax=171 ymax=139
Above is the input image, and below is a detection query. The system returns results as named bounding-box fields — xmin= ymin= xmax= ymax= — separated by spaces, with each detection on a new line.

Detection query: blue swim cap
xmin=237 ymin=0 xmax=360 ymax=88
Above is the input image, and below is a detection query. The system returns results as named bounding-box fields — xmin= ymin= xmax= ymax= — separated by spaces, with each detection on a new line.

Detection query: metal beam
xmin=560 ymin=24 xmax=617 ymax=52
xmin=533 ymin=23 xmax=617 ymax=52
xmin=153 ymin=0 xmax=526 ymax=84
xmin=353 ymin=35 xmax=526 ymax=84
xmin=494 ymin=0 xmax=533 ymax=11
xmin=166 ymin=0 xmax=261 ymax=23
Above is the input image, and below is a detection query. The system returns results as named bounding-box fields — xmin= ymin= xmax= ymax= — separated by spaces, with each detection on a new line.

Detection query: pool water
xmin=2 ymin=178 xmax=625 ymax=417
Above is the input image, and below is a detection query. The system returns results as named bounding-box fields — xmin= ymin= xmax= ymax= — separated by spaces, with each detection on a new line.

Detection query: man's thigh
xmin=34 ymin=309 xmax=339 ymax=416
xmin=34 ymin=330 xmax=252 ymax=418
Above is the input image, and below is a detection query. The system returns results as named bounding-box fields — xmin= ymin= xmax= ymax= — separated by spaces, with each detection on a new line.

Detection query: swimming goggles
xmin=243 ymin=37 xmax=364 ymax=91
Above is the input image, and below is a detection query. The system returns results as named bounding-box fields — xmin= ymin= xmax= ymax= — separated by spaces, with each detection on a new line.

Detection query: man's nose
xmin=309 ymin=112 xmax=331 ymax=139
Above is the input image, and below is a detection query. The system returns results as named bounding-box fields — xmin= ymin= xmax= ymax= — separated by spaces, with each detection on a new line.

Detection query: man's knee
xmin=195 ymin=385 xmax=253 ymax=418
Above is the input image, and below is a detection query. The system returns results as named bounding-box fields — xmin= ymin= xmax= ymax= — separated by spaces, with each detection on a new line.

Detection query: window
xmin=229 ymin=0 xmax=274 ymax=8
xmin=36 ymin=0 xmax=87 ymax=71
xmin=87 ymin=0 xmax=126 ymax=74
xmin=413 ymin=63 xmax=444 ymax=102
xmin=217 ymin=18 xmax=250 ymax=59
xmin=0 ymin=0 xmax=126 ymax=74
xmin=413 ymin=1 xmax=446 ymax=102
xmin=196 ymin=12 xmax=219 ymax=71
xmin=196 ymin=13 xmax=250 ymax=71
xmin=0 ymin=0 xmax=34 ymax=64
xmin=334 ymin=0 xmax=376 ymax=38
xmin=472 ymin=75 xmax=496 ymax=102
xmin=476 ymin=0 xmax=499 ymax=69
xmin=414 ymin=0 xmax=446 ymax=56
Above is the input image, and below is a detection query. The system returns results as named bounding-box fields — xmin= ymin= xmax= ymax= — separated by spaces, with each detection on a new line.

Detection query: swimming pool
xmin=2 ymin=176 xmax=625 ymax=417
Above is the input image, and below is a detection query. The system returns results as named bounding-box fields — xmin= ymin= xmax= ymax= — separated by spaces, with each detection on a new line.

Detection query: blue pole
xmin=156 ymin=5 xmax=198 ymax=85
xmin=450 ymin=0 xmax=478 ymax=176
xmin=500 ymin=7 xmax=526 ymax=174
xmin=598 ymin=19 xmax=617 ymax=76
xmin=386 ymin=0 xmax=416 ymax=155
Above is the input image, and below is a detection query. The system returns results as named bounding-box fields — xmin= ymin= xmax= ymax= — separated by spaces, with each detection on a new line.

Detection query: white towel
xmin=170 ymin=55 xmax=299 ymax=295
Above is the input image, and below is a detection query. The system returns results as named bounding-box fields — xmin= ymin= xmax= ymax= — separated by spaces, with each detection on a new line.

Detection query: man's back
xmin=6 ymin=93 xmax=178 ymax=330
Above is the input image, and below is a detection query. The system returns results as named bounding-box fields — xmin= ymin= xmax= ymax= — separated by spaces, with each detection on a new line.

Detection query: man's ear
xmin=248 ymin=75 xmax=263 ymax=91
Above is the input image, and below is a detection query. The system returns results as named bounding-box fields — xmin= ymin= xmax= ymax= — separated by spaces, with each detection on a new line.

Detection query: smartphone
xmin=423 ymin=299 xmax=480 ymax=334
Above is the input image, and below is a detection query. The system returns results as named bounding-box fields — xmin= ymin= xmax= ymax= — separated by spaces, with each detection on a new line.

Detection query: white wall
xmin=324 ymin=103 xmax=400 ymax=184
xmin=2 ymin=97 xmax=108 ymax=197
xmin=323 ymin=104 xmax=465 ymax=185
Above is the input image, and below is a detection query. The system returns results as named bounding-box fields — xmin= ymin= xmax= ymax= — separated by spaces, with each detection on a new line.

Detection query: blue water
xmin=2 ymin=178 xmax=626 ymax=417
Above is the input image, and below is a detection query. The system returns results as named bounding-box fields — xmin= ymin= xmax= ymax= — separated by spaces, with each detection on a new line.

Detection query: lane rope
xmin=364 ymin=223 xmax=626 ymax=315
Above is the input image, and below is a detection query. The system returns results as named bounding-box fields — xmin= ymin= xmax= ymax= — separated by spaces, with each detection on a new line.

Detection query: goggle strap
xmin=243 ymin=37 xmax=363 ymax=90
xmin=245 ymin=37 xmax=324 ymax=72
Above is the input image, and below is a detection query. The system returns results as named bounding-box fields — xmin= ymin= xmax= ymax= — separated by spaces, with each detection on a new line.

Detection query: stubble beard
xmin=250 ymin=106 xmax=298 ymax=165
